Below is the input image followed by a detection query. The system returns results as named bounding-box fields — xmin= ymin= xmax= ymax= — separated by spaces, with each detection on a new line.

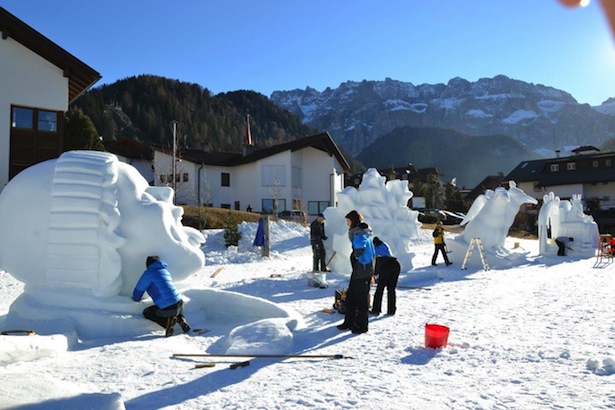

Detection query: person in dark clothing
xmin=310 ymin=213 xmax=328 ymax=272
xmin=337 ymin=210 xmax=375 ymax=334
xmin=371 ymin=237 xmax=400 ymax=316
xmin=555 ymin=236 xmax=574 ymax=256
xmin=373 ymin=236 xmax=392 ymax=257
xmin=132 ymin=256 xmax=191 ymax=337
xmin=432 ymin=221 xmax=452 ymax=266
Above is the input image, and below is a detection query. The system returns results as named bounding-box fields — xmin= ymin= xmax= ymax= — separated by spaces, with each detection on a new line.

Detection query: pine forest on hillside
xmin=73 ymin=75 xmax=318 ymax=152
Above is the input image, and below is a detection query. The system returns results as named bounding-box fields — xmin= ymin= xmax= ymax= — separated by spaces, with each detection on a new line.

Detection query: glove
xmin=322 ymin=236 xmax=328 ymax=240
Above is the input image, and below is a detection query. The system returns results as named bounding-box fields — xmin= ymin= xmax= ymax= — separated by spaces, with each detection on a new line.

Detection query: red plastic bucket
xmin=425 ymin=323 xmax=449 ymax=348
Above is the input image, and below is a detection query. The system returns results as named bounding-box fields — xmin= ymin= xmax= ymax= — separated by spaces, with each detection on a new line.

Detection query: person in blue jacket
xmin=132 ymin=256 xmax=191 ymax=337
xmin=371 ymin=237 xmax=400 ymax=316
xmin=337 ymin=210 xmax=375 ymax=334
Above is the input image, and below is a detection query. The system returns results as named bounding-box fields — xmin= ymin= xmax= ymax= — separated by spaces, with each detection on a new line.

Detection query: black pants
xmin=143 ymin=300 xmax=184 ymax=328
xmin=372 ymin=257 xmax=400 ymax=315
xmin=555 ymin=239 xmax=566 ymax=256
xmin=432 ymin=244 xmax=450 ymax=265
xmin=341 ymin=276 xmax=371 ymax=332
xmin=311 ymin=240 xmax=327 ymax=271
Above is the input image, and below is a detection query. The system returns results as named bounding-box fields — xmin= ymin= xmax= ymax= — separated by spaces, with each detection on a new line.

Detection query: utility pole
xmin=172 ymin=121 xmax=178 ymax=202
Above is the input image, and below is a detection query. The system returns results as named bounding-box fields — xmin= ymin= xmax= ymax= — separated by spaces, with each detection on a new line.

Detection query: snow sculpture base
xmin=3 ymin=287 xmax=303 ymax=341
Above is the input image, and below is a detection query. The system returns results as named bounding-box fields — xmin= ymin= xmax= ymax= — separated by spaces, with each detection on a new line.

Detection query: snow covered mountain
xmin=270 ymin=75 xmax=615 ymax=158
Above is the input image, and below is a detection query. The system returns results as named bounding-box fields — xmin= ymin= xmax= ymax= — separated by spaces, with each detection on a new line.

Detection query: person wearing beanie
xmin=132 ymin=256 xmax=191 ymax=337
xmin=337 ymin=210 xmax=375 ymax=334
xmin=310 ymin=213 xmax=328 ymax=272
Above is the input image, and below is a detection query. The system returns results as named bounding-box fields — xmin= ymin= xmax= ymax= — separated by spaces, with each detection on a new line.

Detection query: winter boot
xmin=177 ymin=315 xmax=191 ymax=333
xmin=165 ymin=316 xmax=177 ymax=337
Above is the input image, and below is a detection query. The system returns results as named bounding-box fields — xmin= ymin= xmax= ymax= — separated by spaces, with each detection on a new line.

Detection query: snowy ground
xmin=1 ymin=221 xmax=614 ymax=409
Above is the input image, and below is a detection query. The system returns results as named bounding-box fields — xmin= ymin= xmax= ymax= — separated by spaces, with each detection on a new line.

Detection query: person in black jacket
xmin=370 ymin=237 xmax=400 ymax=316
xmin=310 ymin=213 xmax=328 ymax=271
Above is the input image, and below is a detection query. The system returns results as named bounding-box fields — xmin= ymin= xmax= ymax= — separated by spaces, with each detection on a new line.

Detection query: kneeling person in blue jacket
xmin=132 ymin=256 xmax=191 ymax=337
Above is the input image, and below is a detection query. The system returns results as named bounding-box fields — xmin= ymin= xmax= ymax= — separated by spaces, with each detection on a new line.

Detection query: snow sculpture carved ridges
xmin=47 ymin=151 xmax=126 ymax=297
xmin=325 ymin=168 xmax=420 ymax=275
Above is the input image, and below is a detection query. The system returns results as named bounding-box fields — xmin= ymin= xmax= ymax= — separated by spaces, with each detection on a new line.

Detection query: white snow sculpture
xmin=0 ymin=151 xmax=302 ymax=341
xmin=0 ymin=151 xmax=205 ymax=297
xmin=0 ymin=151 xmax=205 ymax=336
xmin=450 ymin=181 xmax=537 ymax=267
xmin=324 ymin=168 xmax=421 ymax=276
xmin=538 ymin=192 xmax=599 ymax=256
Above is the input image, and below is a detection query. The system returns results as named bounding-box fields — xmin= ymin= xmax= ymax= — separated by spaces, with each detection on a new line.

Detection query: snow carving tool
xmin=174 ymin=353 xmax=351 ymax=360
xmin=194 ymin=363 xmax=216 ymax=369
xmin=397 ymin=285 xmax=432 ymax=291
xmin=210 ymin=267 xmax=224 ymax=278
xmin=229 ymin=360 xmax=251 ymax=369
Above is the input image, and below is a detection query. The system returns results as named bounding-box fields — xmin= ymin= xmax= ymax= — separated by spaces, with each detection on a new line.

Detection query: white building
xmin=0 ymin=7 xmax=100 ymax=189
xmin=154 ymin=132 xmax=349 ymax=217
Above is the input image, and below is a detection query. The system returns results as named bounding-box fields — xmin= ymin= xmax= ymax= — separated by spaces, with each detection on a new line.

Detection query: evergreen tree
xmin=223 ymin=211 xmax=242 ymax=247
xmin=443 ymin=182 xmax=467 ymax=212
xmin=63 ymin=108 xmax=105 ymax=152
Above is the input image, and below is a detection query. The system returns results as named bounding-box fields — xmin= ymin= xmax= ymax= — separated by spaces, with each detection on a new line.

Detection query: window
xmin=308 ymin=201 xmax=330 ymax=216
xmin=593 ymin=161 xmax=599 ymax=168
xmin=221 ymin=172 xmax=230 ymax=187
xmin=550 ymin=164 xmax=559 ymax=172
xmin=262 ymin=198 xmax=286 ymax=214
xmin=607 ymin=159 xmax=612 ymax=166
xmin=221 ymin=203 xmax=231 ymax=209
xmin=11 ymin=106 xmax=58 ymax=133
xmin=182 ymin=173 xmax=189 ymax=182
xmin=261 ymin=165 xmax=286 ymax=186
xmin=12 ymin=107 xmax=33 ymax=129
xmin=292 ymin=166 xmax=301 ymax=188
xmin=567 ymin=162 xmax=576 ymax=171
xmin=37 ymin=110 xmax=58 ymax=132
xmin=234 ymin=201 xmax=240 ymax=211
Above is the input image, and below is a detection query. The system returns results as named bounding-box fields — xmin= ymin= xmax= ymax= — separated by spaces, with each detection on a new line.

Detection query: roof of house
xmin=104 ymin=139 xmax=153 ymax=161
xmin=504 ymin=158 xmax=548 ymax=183
xmin=156 ymin=132 xmax=350 ymax=171
xmin=571 ymin=145 xmax=600 ymax=155
xmin=465 ymin=174 xmax=505 ymax=202
xmin=0 ymin=7 xmax=101 ymax=103
xmin=504 ymin=150 xmax=615 ymax=187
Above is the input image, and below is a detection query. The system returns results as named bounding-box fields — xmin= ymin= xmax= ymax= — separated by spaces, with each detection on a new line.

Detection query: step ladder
xmin=461 ymin=238 xmax=490 ymax=271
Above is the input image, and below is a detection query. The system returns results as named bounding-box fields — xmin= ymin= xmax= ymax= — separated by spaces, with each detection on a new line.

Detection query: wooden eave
xmin=0 ymin=7 xmax=101 ymax=103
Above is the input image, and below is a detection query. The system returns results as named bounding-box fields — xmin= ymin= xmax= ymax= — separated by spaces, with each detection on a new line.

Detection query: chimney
xmin=555 ymin=150 xmax=560 ymax=158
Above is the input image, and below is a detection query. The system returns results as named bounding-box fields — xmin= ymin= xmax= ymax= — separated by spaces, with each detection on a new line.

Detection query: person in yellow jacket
xmin=431 ymin=221 xmax=452 ymax=266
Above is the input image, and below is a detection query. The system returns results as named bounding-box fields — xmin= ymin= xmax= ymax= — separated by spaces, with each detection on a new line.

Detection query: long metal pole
xmin=173 ymin=353 xmax=348 ymax=359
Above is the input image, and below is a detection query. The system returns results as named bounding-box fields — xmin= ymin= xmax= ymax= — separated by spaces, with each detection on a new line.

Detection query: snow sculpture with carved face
xmin=0 ymin=151 xmax=205 ymax=298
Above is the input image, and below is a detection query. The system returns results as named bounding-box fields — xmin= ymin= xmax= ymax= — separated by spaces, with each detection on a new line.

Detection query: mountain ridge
xmin=270 ymin=75 xmax=615 ymax=159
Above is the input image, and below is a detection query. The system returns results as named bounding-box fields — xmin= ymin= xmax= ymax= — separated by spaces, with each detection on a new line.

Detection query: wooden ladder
xmin=461 ymin=238 xmax=490 ymax=271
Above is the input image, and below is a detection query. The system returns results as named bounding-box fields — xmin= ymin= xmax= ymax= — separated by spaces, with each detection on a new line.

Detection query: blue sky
xmin=2 ymin=0 xmax=614 ymax=106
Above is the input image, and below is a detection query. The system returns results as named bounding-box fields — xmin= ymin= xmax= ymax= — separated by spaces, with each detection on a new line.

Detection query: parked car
xmin=440 ymin=210 xmax=464 ymax=225
xmin=278 ymin=210 xmax=308 ymax=224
